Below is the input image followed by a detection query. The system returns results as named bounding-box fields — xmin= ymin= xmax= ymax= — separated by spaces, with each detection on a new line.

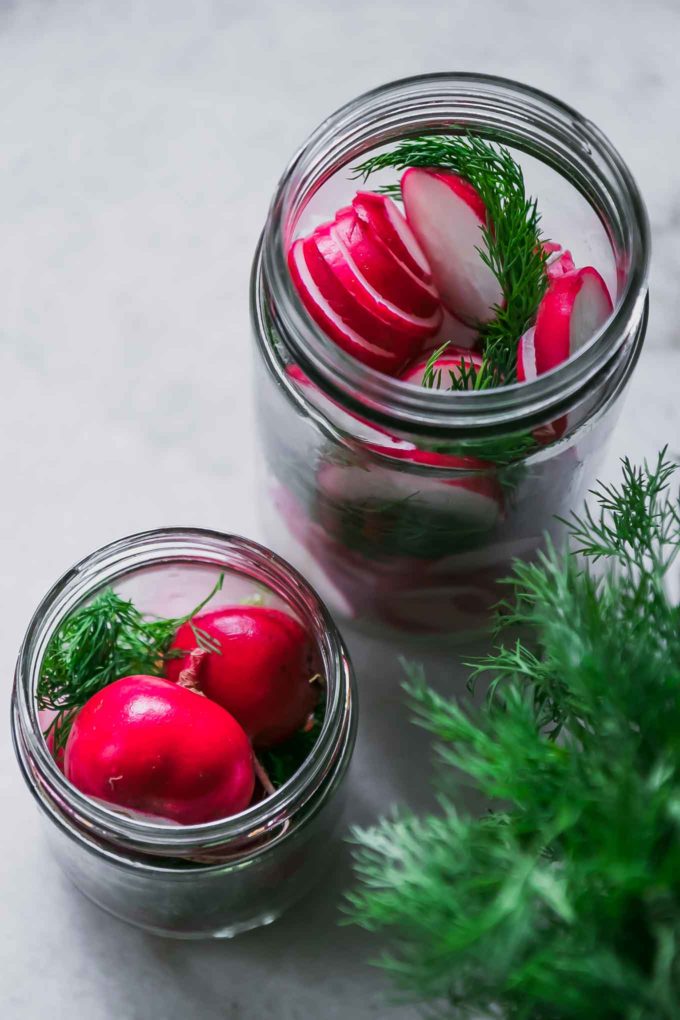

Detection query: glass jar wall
xmin=251 ymin=74 xmax=650 ymax=639
xmin=12 ymin=530 xmax=356 ymax=938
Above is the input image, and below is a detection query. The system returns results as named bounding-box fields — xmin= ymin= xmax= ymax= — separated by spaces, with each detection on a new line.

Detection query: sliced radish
xmin=401 ymin=346 xmax=485 ymax=389
xmin=317 ymin=450 xmax=502 ymax=533
xmin=315 ymin=222 xmax=441 ymax=339
xmin=288 ymin=237 xmax=407 ymax=374
xmin=517 ymin=327 xmax=537 ymax=383
xmin=331 ymin=208 xmax=441 ymax=318
xmin=533 ymin=266 xmax=613 ymax=375
xmin=301 ymin=232 xmax=427 ymax=360
xmin=351 ymin=191 xmax=433 ymax=282
xmin=517 ymin=327 xmax=567 ymax=442
xmin=285 ymin=364 xmax=415 ymax=449
xmin=401 ymin=168 xmax=503 ymax=324
xmin=425 ymin=537 xmax=541 ymax=579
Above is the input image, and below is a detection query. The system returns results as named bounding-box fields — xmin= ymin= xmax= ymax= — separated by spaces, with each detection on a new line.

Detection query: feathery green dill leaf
xmin=348 ymin=450 xmax=680 ymax=1018
xmin=38 ymin=574 xmax=224 ymax=750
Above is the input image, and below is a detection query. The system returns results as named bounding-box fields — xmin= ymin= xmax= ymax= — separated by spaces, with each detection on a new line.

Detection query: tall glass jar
xmin=11 ymin=529 xmax=356 ymax=938
xmin=251 ymin=73 xmax=650 ymax=639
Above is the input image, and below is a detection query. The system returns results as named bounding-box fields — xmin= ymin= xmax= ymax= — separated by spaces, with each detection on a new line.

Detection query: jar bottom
xmin=40 ymin=782 xmax=351 ymax=939
xmin=72 ymin=880 xmax=283 ymax=940
xmin=61 ymin=866 xmax=284 ymax=939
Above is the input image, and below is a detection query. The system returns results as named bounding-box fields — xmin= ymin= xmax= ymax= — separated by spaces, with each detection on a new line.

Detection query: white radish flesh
xmin=533 ymin=266 xmax=613 ymax=375
xmin=569 ymin=268 xmax=614 ymax=351
xmin=516 ymin=327 xmax=537 ymax=383
xmin=401 ymin=168 xmax=503 ymax=324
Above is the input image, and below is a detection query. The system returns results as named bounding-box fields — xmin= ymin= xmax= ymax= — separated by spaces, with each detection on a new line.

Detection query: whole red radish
xmin=401 ymin=168 xmax=503 ymax=324
xmin=64 ymin=675 xmax=255 ymax=824
xmin=533 ymin=266 xmax=612 ymax=375
xmin=401 ymin=346 xmax=484 ymax=389
xmin=166 ymin=607 xmax=319 ymax=748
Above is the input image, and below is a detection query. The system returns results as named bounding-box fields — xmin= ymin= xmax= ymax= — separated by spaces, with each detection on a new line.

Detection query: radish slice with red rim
xmin=331 ymin=208 xmax=441 ymax=318
xmin=533 ymin=266 xmax=613 ymax=375
xmin=401 ymin=168 xmax=503 ymax=324
xmin=317 ymin=453 xmax=502 ymax=533
xmin=288 ymin=237 xmax=409 ymax=374
xmin=351 ymin=191 xmax=433 ymax=282
xmin=517 ymin=328 xmax=567 ymax=444
xmin=318 ymin=445 xmax=503 ymax=532
xmin=314 ymin=222 xmax=441 ymax=339
xmin=303 ymin=231 xmax=428 ymax=358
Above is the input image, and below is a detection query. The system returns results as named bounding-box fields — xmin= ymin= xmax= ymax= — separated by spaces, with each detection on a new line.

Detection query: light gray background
xmin=1 ymin=2 xmax=678 ymax=1018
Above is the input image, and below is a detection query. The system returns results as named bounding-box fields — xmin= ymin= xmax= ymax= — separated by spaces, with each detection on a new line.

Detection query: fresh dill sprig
xmin=38 ymin=574 xmax=225 ymax=750
xmin=354 ymin=134 xmax=549 ymax=388
xmin=347 ymin=450 xmax=680 ymax=1018
xmin=420 ymin=342 xmax=491 ymax=392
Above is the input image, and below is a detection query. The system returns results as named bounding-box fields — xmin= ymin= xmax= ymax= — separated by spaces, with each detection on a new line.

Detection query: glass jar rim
xmin=259 ymin=72 xmax=650 ymax=435
xmin=12 ymin=528 xmax=355 ymax=855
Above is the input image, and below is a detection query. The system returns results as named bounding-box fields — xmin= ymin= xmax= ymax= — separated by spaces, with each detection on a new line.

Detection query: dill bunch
xmin=38 ymin=576 xmax=225 ymax=751
xmin=347 ymin=450 xmax=680 ymax=1019
xmin=354 ymin=134 xmax=549 ymax=389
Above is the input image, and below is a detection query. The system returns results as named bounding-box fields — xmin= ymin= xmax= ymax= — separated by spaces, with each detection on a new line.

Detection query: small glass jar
xmin=251 ymin=73 xmax=650 ymax=639
xmin=11 ymin=529 xmax=356 ymax=938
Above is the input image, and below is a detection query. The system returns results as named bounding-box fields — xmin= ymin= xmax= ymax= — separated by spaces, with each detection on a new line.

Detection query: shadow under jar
xmin=11 ymin=530 xmax=356 ymax=938
xmin=251 ymin=73 xmax=650 ymax=641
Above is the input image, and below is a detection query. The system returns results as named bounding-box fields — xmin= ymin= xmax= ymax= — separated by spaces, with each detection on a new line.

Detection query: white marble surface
xmin=1 ymin=2 xmax=679 ymax=1017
